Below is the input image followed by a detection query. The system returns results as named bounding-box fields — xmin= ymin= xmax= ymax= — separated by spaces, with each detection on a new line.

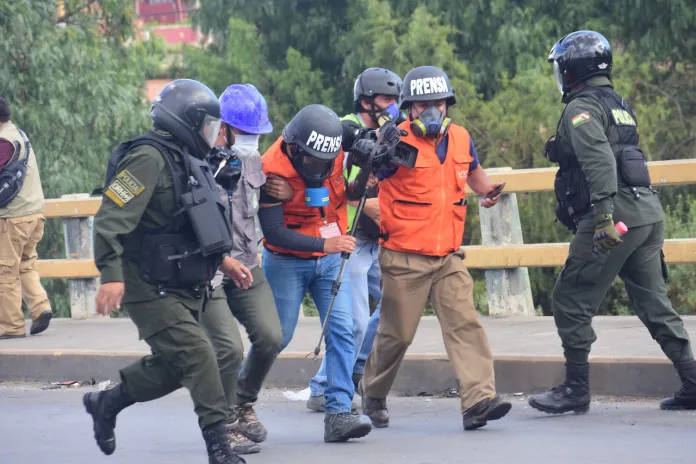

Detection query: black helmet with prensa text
xmin=399 ymin=66 xmax=456 ymax=110
xmin=282 ymin=104 xmax=343 ymax=187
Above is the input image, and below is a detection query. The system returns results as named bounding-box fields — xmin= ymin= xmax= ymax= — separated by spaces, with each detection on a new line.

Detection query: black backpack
xmin=0 ymin=129 xmax=31 ymax=208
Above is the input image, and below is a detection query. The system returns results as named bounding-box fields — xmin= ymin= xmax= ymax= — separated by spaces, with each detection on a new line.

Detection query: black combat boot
xmin=203 ymin=422 xmax=246 ymax=464
xmin=660 ymin=360 xmax=696 ymax=410
xmin=82 ymin=384 xmax=136 ymax=455
xmin=528 ymin=362 xmax=591 ymax=415
xmin=358 ymin=379 xmax=389 ymax=427
xmin=324 ymin=412 xmax=373 ymax=442
xmin=462 ymin=395 xmax=512 ymax=431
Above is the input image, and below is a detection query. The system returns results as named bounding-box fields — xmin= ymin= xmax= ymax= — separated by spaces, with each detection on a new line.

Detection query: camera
xmin=348 ymin=118 xmax=418 ymax=172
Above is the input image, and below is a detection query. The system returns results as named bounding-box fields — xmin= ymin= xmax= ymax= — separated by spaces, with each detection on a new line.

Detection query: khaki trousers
xmin=0 ymin=213 xmax=51 ymax=335
xmin=362 ymin=247 xmax=496 ymax=411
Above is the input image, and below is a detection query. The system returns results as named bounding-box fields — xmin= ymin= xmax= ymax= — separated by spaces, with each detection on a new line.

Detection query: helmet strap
xmin=367 ymin=102 xmax=382 ymax=126
xmin=358 ymin=97 xmax=382 ymax=127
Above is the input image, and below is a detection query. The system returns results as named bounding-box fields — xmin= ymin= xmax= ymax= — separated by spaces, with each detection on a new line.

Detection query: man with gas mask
xmin=258 ymin=104 xmax=373 ymax=443
xmin=85 ymin=79 xmax=247 ymax=464
xmin=528 ymin=30 xmax=696 ymax=415
xmin=200 ymin=84 xmax=283 ymax=455
xmin=359 ymin=65 xmax=512 ymax=432
xmin=300 ymin=68 xmax=403 ymax=412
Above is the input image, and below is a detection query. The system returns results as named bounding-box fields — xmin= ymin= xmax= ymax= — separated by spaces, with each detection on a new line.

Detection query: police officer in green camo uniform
xmin=528 ymin=30 xmax=696 ymax=415
xmin=83 ymin=79 xmax=247 ymax=464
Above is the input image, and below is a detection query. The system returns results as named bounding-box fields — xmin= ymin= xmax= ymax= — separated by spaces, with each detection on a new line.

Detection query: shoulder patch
xmin=104 ymin=169 xmax=145 ymax=207
xmin=571 ymin=112 xmax=591 ymax=128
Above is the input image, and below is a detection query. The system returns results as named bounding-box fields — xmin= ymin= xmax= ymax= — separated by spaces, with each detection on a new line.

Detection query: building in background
xmin=134 ymin=0 xmax=206 ymax=47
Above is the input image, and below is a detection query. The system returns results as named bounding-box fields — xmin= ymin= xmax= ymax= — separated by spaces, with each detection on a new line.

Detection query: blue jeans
xmin=262 ymin=248 xmax=355 ymax=414
xmin=310 ymin=239 xmax=382 ymax=396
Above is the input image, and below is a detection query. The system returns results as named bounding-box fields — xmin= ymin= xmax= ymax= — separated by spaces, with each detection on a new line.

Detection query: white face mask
xmin=232 ymin=134 xmax=260 ymax=160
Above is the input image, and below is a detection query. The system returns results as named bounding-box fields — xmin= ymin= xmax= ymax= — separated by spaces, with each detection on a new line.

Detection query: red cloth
xmin=0 ymin=139 xmax=14 ymax=170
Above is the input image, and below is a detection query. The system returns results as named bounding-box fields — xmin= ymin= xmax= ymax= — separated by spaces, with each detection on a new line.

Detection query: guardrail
xmin=37 ymin=159 xmax=696 ymax=318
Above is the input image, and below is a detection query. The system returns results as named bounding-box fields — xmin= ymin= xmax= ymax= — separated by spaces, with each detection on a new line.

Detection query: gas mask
xmin=376 ymin=102 xmax=406 ymax=127
xmin=232 ymin=134 xmax=260 ymax=160
xmin=287 ymin=145 xmax=334 ymax=208
xmin=208 ymin=146 xmax=242 ymax=195
xmin=410 ymin=105 xmax=452 ymax=138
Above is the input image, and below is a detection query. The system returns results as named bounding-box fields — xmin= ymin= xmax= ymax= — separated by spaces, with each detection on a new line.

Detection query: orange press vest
xmin=261 ymin=137 xmax=348 ymax=259
xmin=379 ymin=122 xmax=472 ymax=256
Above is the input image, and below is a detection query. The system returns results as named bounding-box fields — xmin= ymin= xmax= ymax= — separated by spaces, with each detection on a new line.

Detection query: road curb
xmin=0 ymin=351 xmax=681 ymax=397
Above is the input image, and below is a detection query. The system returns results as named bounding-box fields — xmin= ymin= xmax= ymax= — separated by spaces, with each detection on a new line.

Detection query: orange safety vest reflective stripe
xmin=379 ymin=122 xmax=472 ymax=256
xmin=261 ymin=137 xmax=348 ymax=259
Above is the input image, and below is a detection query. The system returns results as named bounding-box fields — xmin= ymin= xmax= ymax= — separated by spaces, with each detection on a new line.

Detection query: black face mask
xmin=286 ymin=144 xmax=335 ymax=208
xmin=289 ymin=147 xmax=334 ymax=189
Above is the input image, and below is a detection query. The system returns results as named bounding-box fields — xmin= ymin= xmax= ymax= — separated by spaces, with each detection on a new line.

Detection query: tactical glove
xmin=593 ymin=213 xmax=623 ymax=253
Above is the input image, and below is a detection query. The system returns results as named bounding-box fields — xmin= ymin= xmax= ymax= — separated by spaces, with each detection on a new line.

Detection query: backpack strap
xmin=93 ymin=131 xmax=187 ymax=198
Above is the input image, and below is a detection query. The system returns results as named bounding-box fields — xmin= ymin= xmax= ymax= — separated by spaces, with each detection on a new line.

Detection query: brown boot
xmin=226 ymin=421 xmax=260 ymax=455
xmin=358 ymin=379 xmax=389 ymax=428
xmin=235 ymin=404 xmax=267 ymax=443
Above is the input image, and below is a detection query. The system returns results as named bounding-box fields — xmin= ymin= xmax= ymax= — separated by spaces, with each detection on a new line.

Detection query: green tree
xmin=1 ymin=0 xmax=164 ymax=316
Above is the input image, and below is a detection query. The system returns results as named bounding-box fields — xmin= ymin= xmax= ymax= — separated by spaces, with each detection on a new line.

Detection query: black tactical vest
xmin=548 ymin=86 xmax=652 ymax=231
xmin=102 ymin=131 xmax=234 ymax=290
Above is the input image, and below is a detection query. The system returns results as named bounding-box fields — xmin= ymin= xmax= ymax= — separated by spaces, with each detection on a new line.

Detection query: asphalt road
xmin=2 ymin=384 xmax=695 ymax=464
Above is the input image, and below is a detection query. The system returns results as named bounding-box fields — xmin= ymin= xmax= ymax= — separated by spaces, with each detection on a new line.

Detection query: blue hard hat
xmin=219 ymin=84 xmax=273 ymax=134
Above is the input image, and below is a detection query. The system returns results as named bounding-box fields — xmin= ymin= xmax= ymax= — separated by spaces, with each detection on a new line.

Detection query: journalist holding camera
xmin=356 ymin=65 xmax=512 ymax=432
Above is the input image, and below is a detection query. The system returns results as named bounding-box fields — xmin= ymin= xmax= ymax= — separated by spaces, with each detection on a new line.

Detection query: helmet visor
xmin=553 ymin=61 xmax=564 ymax=95
xmin=199 ymin=114 xmax=222 ymax=149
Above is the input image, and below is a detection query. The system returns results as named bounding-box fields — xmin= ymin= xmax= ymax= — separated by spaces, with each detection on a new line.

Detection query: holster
xmin=660 ymin=249 xmax=669 ymax=282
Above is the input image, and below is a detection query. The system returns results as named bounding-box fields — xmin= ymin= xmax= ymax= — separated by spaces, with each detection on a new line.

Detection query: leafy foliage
xmin=1 ymin=0 xmax=164 ymax=316
xmin=187 ymin=0 xmax=696 ymax=315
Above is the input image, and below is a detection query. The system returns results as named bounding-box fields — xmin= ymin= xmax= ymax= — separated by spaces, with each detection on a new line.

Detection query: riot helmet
xmin=282 ymin=104 xmax=343 ymax=189
xmin=150 ymin=79 xmax=221 ymax=159
xmin=548 ymin=30 xmax=613 ymax=95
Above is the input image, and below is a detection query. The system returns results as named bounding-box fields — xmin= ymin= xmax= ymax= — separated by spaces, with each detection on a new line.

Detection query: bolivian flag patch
xmin=571 ymin=112 xmax=591 ymax=128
